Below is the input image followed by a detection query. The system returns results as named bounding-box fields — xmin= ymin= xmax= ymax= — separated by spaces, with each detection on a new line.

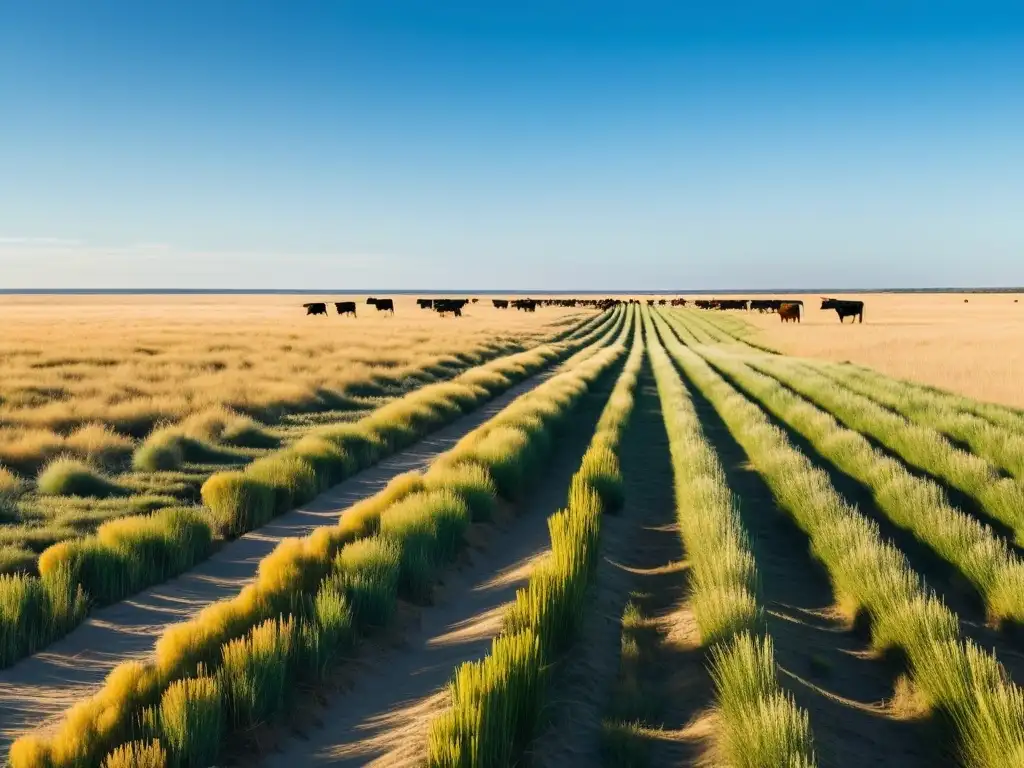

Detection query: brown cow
xmin=779 ymin=302 xmax=801 ymax=323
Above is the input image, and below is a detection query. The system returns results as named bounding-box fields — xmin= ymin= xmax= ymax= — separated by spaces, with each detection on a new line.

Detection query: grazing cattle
xmin=658 ymin=299 xmax=667 ymax=305
xmin=647 ymin=299 xmax=655 ymax=306
xmin=779 ymin=302 xmax=801 ymax=323
xmin=492 ymin=299 xmax=509 ymax=309
xmin=303 ymin=302 xmax=328 ymax=316
xmin=471 ymin=298 xmax=479 ymax=303
xmin=512 ymin=299 xmax=537 ymax=312
xmin=435 ymin=299 xmax=468 ymax=317
xmin=371 ymin=298 xmax=395 ymax=314
xmin=716 ymin=299 xmax=749 ymax=311
xmin=671 ymin=298 xmax=687 ymax=306
xmin=821 ymin=297 xmax=864 ymax=323
xmin=417 ymin=298 xmax=433 ymax=309
xmin=334 ymin=301 xmax=357 ymax=317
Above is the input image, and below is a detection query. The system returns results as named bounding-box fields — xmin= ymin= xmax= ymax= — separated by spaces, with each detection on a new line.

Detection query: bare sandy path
xmin=530 ymin=367 xmax=679 ymax=767
xmin=0 ymin=370 xmax=557 ymax=753
xmin=253 ymin=380 xmax=614 ymax=768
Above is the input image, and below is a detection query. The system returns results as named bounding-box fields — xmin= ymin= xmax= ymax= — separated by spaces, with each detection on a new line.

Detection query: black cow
xmin=493 ymin=299 xmax=509 ymax=309
xmin=512 ymin=299 xmax=537 ymax=312
xmin=716 ymin=299 xmax=749 ymax=311
xmin=671 ymin=298 xmax=687 ymax=306
xmin=821 ymin=297 xmax=864 ymax=323
xmin=334 ymin=301 xmax=357 ymax=317
xmin=435 ymin=299 xmax=468 ymax=317
xmin=303 ymin=302 xmax=328 ymax=316
xmin=370 ymin=298 xmax=395 ymax=314
xmin=417 ymin=298 xmax=433 ymax=309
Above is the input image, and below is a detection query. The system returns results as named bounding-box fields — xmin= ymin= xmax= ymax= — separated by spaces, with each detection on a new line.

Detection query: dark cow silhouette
xmin=671 ymin=298 xmax=687 ymax=306
xmin=334 ymin=301 xmax=357 ymax=317
xmin=303 ymin=302 xmax=328 ymax=316
xmin=716 ymin=299 xmax=749 ymax=310
xmin=417 ymin=298 xmax=433 ymax=309
xmin=492 ymin=299 xmax=509 ymax=309
xmin=471 ymin=298 xmax=479 ymax=303
xmin=821 ymin=297 xmax=864 ymax=323
xmin=512 ymin=299 xmax=537 ymax=312
xmin=435 ymin=299 xmax=468 ymax=317
xmin=779 ymin=302 xmax=801 ymax=323
xmin=370 ymin=298 xmax=395 ymax=314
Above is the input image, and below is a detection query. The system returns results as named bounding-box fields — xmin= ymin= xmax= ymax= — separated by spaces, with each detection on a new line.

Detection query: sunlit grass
xmin=9 ymin=308 xmax=628 ymax=768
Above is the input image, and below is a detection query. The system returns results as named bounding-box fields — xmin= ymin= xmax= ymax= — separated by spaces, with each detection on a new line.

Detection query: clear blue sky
xmin=2 ymin=1 xmax=1023 ymax=290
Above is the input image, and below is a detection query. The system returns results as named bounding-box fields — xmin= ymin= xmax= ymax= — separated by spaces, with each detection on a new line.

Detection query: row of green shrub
xmin=744 ymin=356 xmax=1024 ymax=545
xmin=9 ymin=309 xmax=631 ymax=768
xmin=657 ymin=309 xmax=1024 ymax=767
xmin=809 ymin=362 xmax=1024 ymax=482
xmin=674 ymin=308 xmax=1024 ymax=624
xmin=647 ymin=310 xmax=816 ymax=767
xmin=705 ymin=348 xmax=1024 ymax=627
xmin=426 ymin=311 xmax=644 ymax=768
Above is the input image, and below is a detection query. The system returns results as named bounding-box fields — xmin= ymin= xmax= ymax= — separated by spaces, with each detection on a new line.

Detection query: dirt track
xmin=0 ymin=371 xmax=556 ymax=753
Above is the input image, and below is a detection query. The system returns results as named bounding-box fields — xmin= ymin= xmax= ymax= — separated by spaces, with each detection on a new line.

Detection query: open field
xmin=720 ymin=292 xmax=1024 ymax=408
xmin=0 ymin=295 xmax=593 ymax=576
xmin=6 ymin=298 xmax=1024 ymax=767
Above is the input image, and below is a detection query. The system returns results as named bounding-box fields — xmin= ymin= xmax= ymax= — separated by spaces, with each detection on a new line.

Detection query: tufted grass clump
xmin=333 ymin=536 xmax=402 ymax=627
xmin=243 ymin=452 xmax=320 ymax=513
xmin=101 ymin=740 xmax=167 ymax=768
xmin=37 ymin=457 xmax=126 ymax=498
xmin=200 ymin=470 xmax=276 ymax=537
xmin=38 ymin=506 xmax=213 ymax=605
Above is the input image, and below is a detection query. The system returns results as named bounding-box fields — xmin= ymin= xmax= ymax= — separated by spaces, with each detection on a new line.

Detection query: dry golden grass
xmin=0 ymin=294 xmax=588 ymax=478
xmin=713 ymin=292 xmax=1024 ymax=409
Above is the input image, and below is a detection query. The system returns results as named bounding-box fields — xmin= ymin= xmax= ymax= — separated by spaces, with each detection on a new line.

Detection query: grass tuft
xmin=37 ymin=457 xmax=125 ymax=498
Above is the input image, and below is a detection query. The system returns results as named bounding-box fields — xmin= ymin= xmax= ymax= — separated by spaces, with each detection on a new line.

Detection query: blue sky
xmin=1 ymin=2 xmax=1023 ymax=290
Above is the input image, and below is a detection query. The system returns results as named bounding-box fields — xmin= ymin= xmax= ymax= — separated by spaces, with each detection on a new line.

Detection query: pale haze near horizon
xmin=1 ymin=3 xmax=1023 ymax=291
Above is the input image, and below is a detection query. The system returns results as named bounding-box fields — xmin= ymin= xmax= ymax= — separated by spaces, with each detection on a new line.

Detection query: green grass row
xmin=645 ymin=310 xmax=816 ymax=768
xmin=655 ymin=310 xmax=1024 ymax=767
xmin=0 ymin=310 xmax=623 ymax=673
xmin=741 ymin=356 xmax=1024 ymax=545
xmin=661 ymin=310 xmax=1024 ymax=625
xmin=809 ymin=360 xmax=1024 ymax=436
xmin=425 ymin=312 xmax=644 ymax=768
xmin=9 ymin=310 xmax=633 ymax=768
xmin=806 ymin=362 xmax=1024 ymax=482
xmin=682 ymin=307 xmax=1024 ymax=488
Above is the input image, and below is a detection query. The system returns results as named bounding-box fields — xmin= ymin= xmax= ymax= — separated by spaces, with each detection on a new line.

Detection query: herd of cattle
xmin=301 ymin=295 xmax=867 ymax=323
xmin=689 ymin=297 xmax=865 ymax=323
xmin=301 ymin=296 xmax=620 ymax=318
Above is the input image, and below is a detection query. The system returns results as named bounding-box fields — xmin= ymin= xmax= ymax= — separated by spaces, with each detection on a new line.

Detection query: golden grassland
xmin=713 ymin=292 xmax=1024 ymax=409
xmin=0 ymin=294 xmax=588 ymax=476
xmin=0 ymin=294 xmax=591 ymax=573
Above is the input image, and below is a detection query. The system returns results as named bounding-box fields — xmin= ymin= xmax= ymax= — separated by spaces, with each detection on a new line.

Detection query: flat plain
xmin=727 ymin=292 xmax=1024 ymax=408
xmin=4 ymin=296 xmax=1024 ymax=768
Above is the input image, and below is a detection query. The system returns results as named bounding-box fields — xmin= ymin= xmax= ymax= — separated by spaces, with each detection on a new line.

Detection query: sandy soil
xmin=713 ymin=292 xmax=1024 ymax=409
xmin=0 ymin=370 xmax=556 ymax=753
xmin=529 ymin=370 xmax=686 ymax=766
xmin=252 ymin=378 xmax=615 ymax=767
